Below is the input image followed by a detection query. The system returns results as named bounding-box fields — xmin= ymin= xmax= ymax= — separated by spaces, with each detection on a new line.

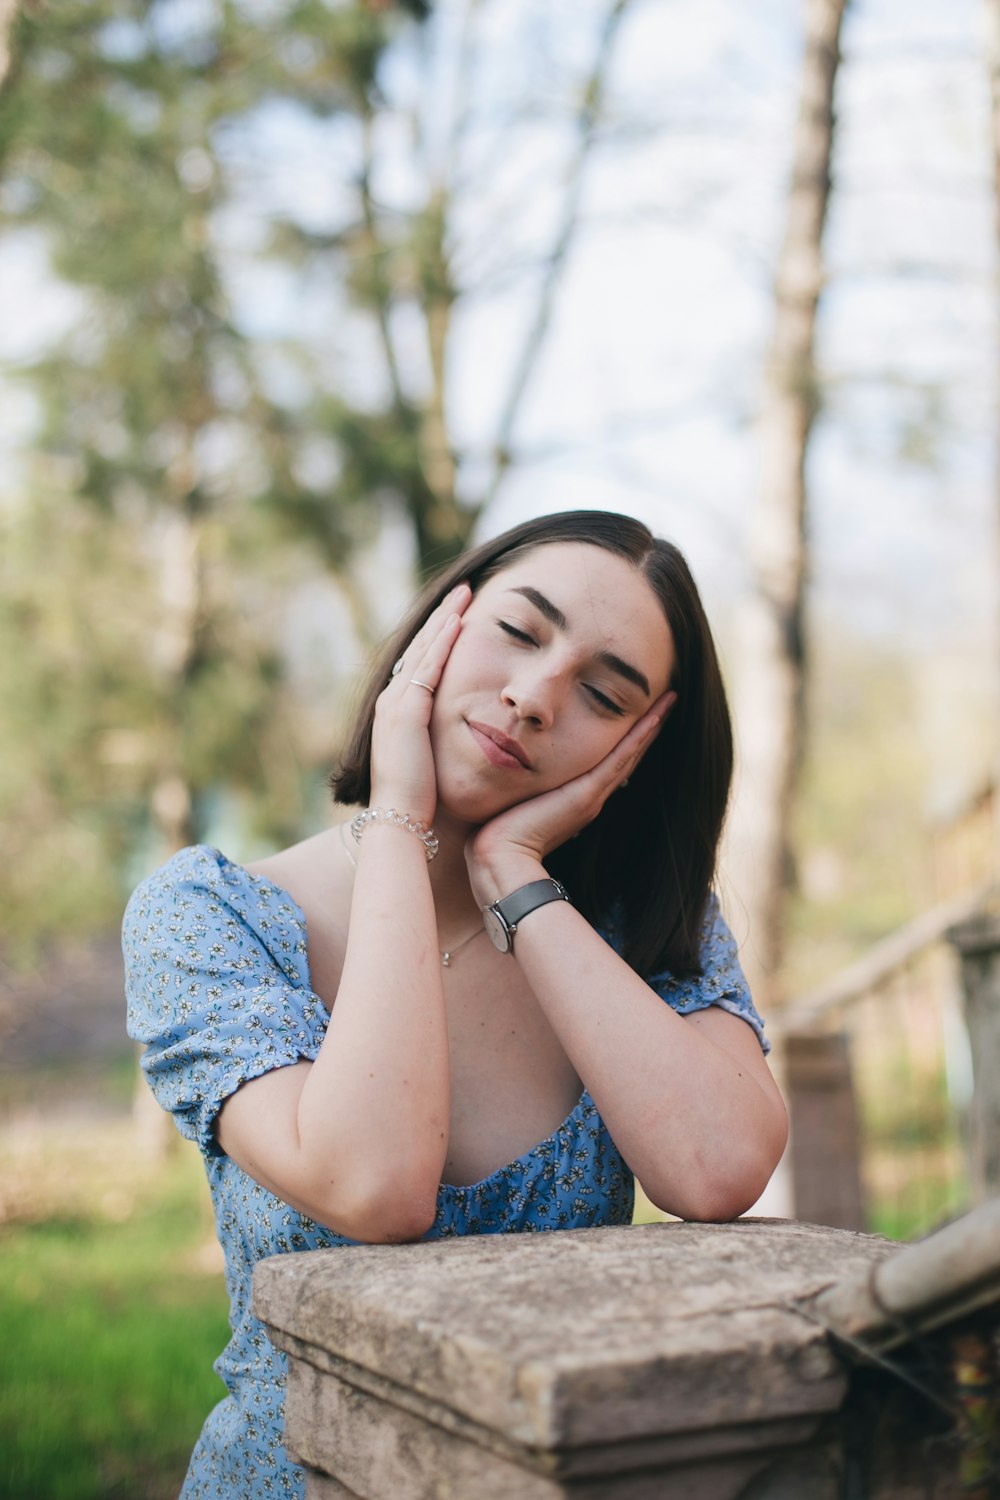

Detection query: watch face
xmin=482 ymin=906 xmax=511 ymax=953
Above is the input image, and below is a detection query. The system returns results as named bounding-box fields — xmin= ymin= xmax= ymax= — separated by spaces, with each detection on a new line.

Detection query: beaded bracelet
xmin=350 ymin=806 xmax=440 ymax=862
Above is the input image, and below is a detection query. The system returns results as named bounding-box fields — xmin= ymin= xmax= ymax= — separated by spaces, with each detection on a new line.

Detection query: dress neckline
xmin=206 ymin=845 xmax=594 ymax=1199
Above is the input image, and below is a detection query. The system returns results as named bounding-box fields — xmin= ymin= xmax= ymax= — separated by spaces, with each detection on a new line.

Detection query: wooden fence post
xmin=947 ymin=912 xmax=1000 ymax=1204
xmin=784 ymin=1032 xmax=866 ymax=1230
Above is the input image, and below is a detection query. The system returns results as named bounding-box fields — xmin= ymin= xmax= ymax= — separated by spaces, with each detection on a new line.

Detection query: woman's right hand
xmin=368 ymin=582 xmax=471 ymax=825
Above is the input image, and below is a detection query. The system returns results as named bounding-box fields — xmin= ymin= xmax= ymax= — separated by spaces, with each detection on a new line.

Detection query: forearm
xmin=486 ymin=860 xmax=785 ymax=1221
xmin=294 ymin=824 xmax=450 ymax=1229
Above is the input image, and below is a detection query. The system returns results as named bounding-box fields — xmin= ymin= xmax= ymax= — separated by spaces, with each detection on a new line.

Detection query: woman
xmin=124 ymin=509 xmax=786 ymax=1499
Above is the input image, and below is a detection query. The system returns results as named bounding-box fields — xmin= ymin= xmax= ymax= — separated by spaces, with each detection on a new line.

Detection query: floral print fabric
xmin=123 ymin=845 xmax=766 ymax=1499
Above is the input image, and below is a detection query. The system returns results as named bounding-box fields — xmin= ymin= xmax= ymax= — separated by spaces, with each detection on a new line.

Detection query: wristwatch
xmin=482 ymin=878 xmax=572 ymax=954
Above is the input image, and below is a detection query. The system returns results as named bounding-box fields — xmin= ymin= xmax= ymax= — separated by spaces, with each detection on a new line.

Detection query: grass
xmin=0 ymin=1143 xmax=230 ymax=1500
xmin=864 ymin=1143 xmax=969 ymax=1243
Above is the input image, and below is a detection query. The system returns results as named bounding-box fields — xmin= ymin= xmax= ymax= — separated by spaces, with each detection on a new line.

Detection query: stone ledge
xmin=255 ymin=1218 xmax=901 ymax=1497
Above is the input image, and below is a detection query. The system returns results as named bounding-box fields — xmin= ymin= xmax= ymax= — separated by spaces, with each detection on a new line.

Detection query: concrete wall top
xmin=254 ymin=1217 xmax=897 ymax=1451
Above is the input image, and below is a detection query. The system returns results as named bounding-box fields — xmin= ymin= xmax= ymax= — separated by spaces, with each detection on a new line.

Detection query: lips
xmin=467 ymin=720 xmax=533 ymax=770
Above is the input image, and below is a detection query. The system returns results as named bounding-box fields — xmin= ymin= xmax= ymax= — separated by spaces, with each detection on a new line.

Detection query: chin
xmin=435 ymin=776 xmax=529 ymax=829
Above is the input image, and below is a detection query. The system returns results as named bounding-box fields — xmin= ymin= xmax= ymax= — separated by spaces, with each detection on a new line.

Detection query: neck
xmin=425 ymin=806 xmax=483 ymax=932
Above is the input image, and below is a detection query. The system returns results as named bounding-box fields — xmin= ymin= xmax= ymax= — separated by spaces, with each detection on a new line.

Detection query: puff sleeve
xmin=123 ymin=845 xmax=329 ymax=1156
xmin=643 ymin=892 xmax=769 ymax=1053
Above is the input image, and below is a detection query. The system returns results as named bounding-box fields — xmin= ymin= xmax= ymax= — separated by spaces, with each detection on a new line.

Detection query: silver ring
xmin=391 ymin=657 xmax=404 ymax=677
xmin=409 ymin=678 xmax=435 ymax=695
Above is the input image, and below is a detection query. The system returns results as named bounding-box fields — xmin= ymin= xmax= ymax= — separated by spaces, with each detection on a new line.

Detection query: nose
xmin=501 ymin=663 xmax=559 ymax=729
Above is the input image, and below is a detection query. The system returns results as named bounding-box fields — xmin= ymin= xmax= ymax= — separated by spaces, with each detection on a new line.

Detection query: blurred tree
xmin=726 ymin=0 xmax=848 ymax=1007
xmin=0 ymin=484 xmax=150 ymax=958
xmin=0 ymin=0 xmax=635 ymax=954
xmin=0 ymin=0 xmax=439 ymax=863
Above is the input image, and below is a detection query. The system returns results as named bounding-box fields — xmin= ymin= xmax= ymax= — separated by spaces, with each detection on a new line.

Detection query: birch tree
xmin=984 ymin=0 xmax=1000 ymax=874
xmin=726 ymin=0 xmax=849 ymax=1007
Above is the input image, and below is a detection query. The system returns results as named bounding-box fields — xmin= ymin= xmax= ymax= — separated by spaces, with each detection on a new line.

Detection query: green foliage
xmin=0 ymin=0 xmax=622 ymax=953
xmin=0 ymin=494 xmax=148 ymax=954
xmin=0 ymin=479 xmax=310 ymax=954
xmin=0 ymin=0 xmax=458 ymax=948
xmin=0 ymin=0 xmax=466 ymax=559
xmin=0 ymin=1151 xmax=230 ymax=1500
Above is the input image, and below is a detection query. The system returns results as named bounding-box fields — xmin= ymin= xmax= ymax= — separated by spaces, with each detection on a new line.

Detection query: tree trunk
xmin=725 ymin=0 xmax=848 ymax=1010
xmin=0 ymin=0 xmax=17 ymax=91
xmin=416 ymin=186 xmax=467 ymax=569
xmin=133 ymin=501 xmax=203 ymax=1160
xmin=983 ymin=0 xmax=1000 ymax=877
xmin=150 ymin=504 xmax=202 ymax=853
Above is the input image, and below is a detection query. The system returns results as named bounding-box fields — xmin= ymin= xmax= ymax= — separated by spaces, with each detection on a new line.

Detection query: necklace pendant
xmin=441 ymin=951 xmax=452 ymax=967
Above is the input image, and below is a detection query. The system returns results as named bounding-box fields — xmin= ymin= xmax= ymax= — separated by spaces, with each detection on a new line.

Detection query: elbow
xmin=646 ymin=1101 xmax=789 ymax=1225
xmin=669 ymin=1176 xmax=765 ymax=1225
xmin=321 ymin=1166 xmax=440 ymax=1245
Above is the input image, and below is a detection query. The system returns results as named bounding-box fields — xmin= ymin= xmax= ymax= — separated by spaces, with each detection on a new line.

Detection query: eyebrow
xmin=506 ymin=585 xmax=652 ymax=697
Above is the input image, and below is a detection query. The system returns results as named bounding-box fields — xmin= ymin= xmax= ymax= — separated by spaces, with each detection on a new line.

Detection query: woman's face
xmin=429 ymin=541 xmax=675 ymax=824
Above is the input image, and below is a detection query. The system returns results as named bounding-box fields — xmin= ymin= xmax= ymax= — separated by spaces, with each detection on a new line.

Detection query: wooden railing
xmin=775 ymin=884 xmax=1000 ymax=1238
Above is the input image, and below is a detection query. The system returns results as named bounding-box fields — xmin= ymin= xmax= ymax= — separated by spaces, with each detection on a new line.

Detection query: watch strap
xmin=494 ymin=878 xmax=571 ymax=932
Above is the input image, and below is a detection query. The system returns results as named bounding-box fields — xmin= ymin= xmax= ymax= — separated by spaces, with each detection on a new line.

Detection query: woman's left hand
xmin=465 ymin=690 xmax=676 ymax=908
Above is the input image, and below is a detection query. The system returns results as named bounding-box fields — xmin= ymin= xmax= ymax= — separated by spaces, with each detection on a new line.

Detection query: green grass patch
xmin=0 ymin=1150 xmax=230 ymax=1500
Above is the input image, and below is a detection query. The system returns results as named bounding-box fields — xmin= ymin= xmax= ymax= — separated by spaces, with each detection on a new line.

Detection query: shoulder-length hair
xmin=332 ymin=510 xmax=733 ymax=980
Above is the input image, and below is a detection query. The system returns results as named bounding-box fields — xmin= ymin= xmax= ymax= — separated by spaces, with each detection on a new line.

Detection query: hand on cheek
xmin=465 ymin=691 xmax=677 ymax=907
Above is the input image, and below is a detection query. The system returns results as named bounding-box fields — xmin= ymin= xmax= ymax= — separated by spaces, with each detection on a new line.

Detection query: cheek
xmin=533 ymin=719 xmax=631 ymax=796
xmin=437 ymin=620 xmax=503 ymax=694
xmin=575 ymin=721 xmax=631 ymax=773
xmin=429 ymin=624 xmax=495 ymax=748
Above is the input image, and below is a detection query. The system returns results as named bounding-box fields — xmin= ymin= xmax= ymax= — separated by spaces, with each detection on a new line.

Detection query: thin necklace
xmin=439 ymin=929 xmax=485 ymax=967
xmin=337 ymin=820 xmax=486 ymax=969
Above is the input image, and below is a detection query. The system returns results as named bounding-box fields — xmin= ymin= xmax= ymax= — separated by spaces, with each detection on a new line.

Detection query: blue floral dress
xmin=123 ymin=845 xmax=767 ymax=1499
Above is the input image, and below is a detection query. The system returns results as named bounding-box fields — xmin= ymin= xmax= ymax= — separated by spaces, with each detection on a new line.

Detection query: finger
xmin=407 ymin=582 xmax=471 ymax=658
xmin=389 ymin=583 xmax=470 ymax=683
xmin=613 ymin=699 xmax=668 ymax=766
xmin=626 ymin=690 xmax=677 ymax=758
xmin=583 ymin=690 xmax=677 ymax=796
xmin=405 ymin=608 xmax=463 ymax=694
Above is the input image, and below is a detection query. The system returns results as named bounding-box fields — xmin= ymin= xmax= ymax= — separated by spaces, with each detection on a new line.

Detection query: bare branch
xmin=483 ymin=0 xmax=634 ymax=507
xmin=725 ymin=0 xmax=849 ymax=1006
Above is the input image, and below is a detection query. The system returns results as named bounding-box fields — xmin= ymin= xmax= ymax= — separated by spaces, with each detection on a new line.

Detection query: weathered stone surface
xmin=255 ymin=1218 xmax=899 ymax=1497
xmin=281 ymin=1349 xmax=833 ymax=1500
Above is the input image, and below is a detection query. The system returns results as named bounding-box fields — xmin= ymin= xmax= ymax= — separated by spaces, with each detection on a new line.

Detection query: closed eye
xmin=586 ymin=686 xmax=626 ymax=717
xmin=499 ymin=619 xmax=626 ymax=716
xmin=498 ymin=620 xmax=535 ymax=644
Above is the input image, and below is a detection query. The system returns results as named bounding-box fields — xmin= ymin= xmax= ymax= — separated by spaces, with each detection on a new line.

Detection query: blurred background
xmin=1 ymin=0 xmax=999 ymax=1494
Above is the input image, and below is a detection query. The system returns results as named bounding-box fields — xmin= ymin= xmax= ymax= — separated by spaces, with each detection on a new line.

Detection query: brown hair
xmin=331 ymin=510 xmax=733 ymax=979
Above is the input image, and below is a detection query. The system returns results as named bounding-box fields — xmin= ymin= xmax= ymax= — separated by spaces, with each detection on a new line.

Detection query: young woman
xmin=124 ymin=509 xmax=786 ymax=1499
